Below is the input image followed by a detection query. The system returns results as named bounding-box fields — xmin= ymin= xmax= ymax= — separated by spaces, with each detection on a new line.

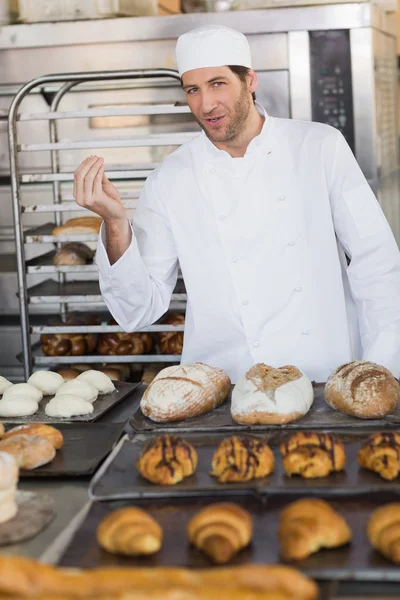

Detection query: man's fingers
xmin=83 ymin=158 xmax=104 ymax=205
xmin=93 ymin=163 xmax=105 ymax=199
xmin=73 ymin=155 xmax=98 ymax=204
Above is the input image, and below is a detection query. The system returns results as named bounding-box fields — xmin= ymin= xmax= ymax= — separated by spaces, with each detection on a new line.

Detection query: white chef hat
xmin=175 ymin=25 xmax=252 ymax=77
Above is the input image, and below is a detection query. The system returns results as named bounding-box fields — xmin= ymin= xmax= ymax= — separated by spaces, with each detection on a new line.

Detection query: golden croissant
xmin=358 ymin=432 xmax=400 ymax=481
xmin=367 ymin=503 xmax=400 ymax=563
xmin=279 ymin=498 xmax=351 ymax=560
xmin=280 ymin=432 xmax=346 ymax=478
xmin=136 ymin=434 xmax=198 ymax=485
xmin=187 ymin=503 xmax=253 ymax=564
xmin=96 ymin=507 xmax=163 ymax=556
xmin=210 ymin=436 xmax=274 ymax=483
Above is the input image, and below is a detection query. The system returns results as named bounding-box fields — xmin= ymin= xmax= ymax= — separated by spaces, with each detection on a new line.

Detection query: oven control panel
xmin=309 ymin=30 xmax=355 ymax=152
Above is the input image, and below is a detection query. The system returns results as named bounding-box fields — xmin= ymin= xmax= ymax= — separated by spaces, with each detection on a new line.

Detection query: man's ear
xmin=248 ymin=69 xmax=258 ymax=94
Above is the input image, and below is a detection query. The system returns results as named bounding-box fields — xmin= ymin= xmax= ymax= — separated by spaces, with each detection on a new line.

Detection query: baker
xmin=73 ymin=25 xmax=400 ymax=383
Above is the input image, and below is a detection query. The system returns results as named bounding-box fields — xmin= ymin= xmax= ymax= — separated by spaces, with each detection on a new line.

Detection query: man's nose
xmin=201 ymin=90 xmax=218 ymax=115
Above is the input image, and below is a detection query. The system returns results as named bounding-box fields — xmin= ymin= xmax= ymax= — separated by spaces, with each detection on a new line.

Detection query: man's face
xmin=182 ymin=66 xmax=252 ymax=144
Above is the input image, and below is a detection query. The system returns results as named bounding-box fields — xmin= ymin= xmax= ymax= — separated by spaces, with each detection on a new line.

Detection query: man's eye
xmin=213 ymin=82 xmax=224 ymax=87
xmin=187 ymin=88 xmax=197 ymax=94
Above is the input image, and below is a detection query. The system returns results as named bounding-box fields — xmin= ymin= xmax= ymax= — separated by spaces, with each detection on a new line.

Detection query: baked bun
xmin=55 ymin=369 xmax=80 ymax=381
xmin=210 ymin=436 xmax=274 ymax=483
xmin=3 ymin=383 xmax=42 ymax=403
xmin=97 ymin=319 xmax=153 ymax=356
xmin=368 ymin=503 xmax=400 ymax=563
xmin=231 ymin=364 xmax=313 ymax=425
xmin=52 ymin=216 xmax=102 ymax=237
xmin=53 ymin=242 xmax=94 ymax=266
xmin=0 ymin=397 xmax=39 ymax=417
xmin=280 ymin=432 xmax=346 ymax=478
xmin=45 ymin=394 xmax=94 ymax=418
xmin=56 ymin=380 xmax=98 ymax=403
xmin=0 ymin=434 xmax=55 ymax=470
xmin=141 ymin=362 xmax=231 ymax=423
xmin=97 ymin=507 xmax=163 ymax=556
xmin=3 ymin=424 xmax=64 ymax=450
xmin=279 ymin=498 xmax=351 ymax=560
xmin=325 ymin=360 xmax=400 ymax=419
xmin=157 ymin=312 xmax=184 ymax=355
xmin=136 ymin=434 xmax=197 ymax=485
xmin=187 ymin=503 xmax=253 ymax=564
xmin=40 ymin=313 xmax=99 ymax=357
xmin=358 ymin=432 xmax=400 ymax=480
xmin=0 ymin=376 xmax=13 ymax=395
xmin=76 ymin=370 xmax=115 ymax=394
xmin=27 ymin=371 xmax=64 ymax=395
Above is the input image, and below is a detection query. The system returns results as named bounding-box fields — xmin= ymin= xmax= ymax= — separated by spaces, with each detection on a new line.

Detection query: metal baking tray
xmin=12 ymin=423 xmax=125 ymax=477
xmin=1 ymin=381 xmax=140 ymax=424
xmin=89 ymin=429 xmax=400 ymax=501
xmin=130 ymin=384 xmax=400 ymax=433
xmin=59 ymin=491 xmax=400 ymax=582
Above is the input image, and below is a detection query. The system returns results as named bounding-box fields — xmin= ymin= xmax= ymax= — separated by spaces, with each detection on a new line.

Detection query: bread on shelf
xmin=3 ymin=424 xmax=64 ymax=450
xmin=157 ymin=312 xmax=184 ymax=355
xmin=52 ymin=216 xmax=102 ymax=237
xmin=187 ymin=503 xmax=253 ymax=564
xmin=53 ymin=242 xmax=94 ymax=266
xmin=0 ymin=434 xmax=56 ymax=470
xmin=40 ymin=313 xmax=100 ymax=357
xmin=97 ymin=507 xmax=163 ymax=556
xmin=141 ymin=362 xmax=231 ymax=422
xmin=280 ymin=432 xmax=346 ymax=478
xmin=210 ymin=436 xmax=274 ymax=483
xmin=368 ymin=503 xmax=400 ymax=563
xmin=324 ymin=360 xmax=400 ymax=419
xmin=279 ymin=498 xmax=351 ymax=560
xmin=358 ymin=432 xmax=400 ymax=480
xmin=136 ymin=434 xmax=198 ymax=485
xmin=97 ymin=320 xmax=153 ymax=356
xmin=231 ymin=364 xmax=314 ymax=425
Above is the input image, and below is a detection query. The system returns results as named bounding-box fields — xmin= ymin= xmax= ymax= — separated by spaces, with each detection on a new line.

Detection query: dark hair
xmin=228 ymin=65 xmax=256 ymax=103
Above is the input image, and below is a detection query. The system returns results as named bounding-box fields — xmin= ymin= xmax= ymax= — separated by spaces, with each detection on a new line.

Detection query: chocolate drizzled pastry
xmin=210 ymin=436 xmax=274 ymax=483
xmin=136 ymin=434 xmax=198 ymax=485
xmin=358 ymin=431 xmax=400 ymax=481
xmin=280 ymin=432 xmax=346 ymax=479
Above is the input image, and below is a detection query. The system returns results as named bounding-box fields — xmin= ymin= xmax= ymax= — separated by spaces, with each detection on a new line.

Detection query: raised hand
xmin=73 ymin=155 xmax=126 ymax=222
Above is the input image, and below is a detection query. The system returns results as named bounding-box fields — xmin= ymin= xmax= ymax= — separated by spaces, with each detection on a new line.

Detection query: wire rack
xmin=8 ymin=68 xmax=196 ymax=379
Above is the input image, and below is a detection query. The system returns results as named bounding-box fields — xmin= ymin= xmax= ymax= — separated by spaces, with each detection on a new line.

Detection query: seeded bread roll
xmin=325 ymin=360 xmax=400 ymax=419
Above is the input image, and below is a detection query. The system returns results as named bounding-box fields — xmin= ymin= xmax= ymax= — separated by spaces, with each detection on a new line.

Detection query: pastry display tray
xmin=89 ymin=429 xmax=400 ymax=501
xmin=130 ymin=384 xmax=400 ymax=433
xmin=1 ymin=381 xmax=139 ymax=423
xmin=13 ymin=423 xmax=125 ymax=477
xmin=59 ymin=491 xmax=400 ymax=582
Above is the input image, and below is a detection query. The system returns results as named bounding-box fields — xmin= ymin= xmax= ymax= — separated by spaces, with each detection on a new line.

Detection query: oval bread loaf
xmin=140 ymin=362 xmax=231 ymax=422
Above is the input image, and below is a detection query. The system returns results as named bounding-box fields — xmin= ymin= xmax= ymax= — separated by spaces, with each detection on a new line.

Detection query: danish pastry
xmin=280 ymin=432 xmax=346 ymax=478
xmin=358 ymin=432 xmax=400 ymax=480
xmin=136 ymin=434 xmax=197 ymax=485
xmin=210 ymin=436 xmax=274 ymax=483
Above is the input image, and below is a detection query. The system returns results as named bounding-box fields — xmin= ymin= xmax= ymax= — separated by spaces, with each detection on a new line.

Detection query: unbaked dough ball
xmin=45 ymin=394 xmax=94 ymax=418
xmin=0 ymin=376 xmax=13 ymax=395
xmin=0 ymin=397 xmax=39 ymax=417
xmin=28 ymin=371 xmax=65 ymax=395
xmin=55 ymin=380 xmax=98 ymax=403
xmin=3 ymin=383 xmax=43 ymax=403
xmin=77 ymin=370 xmax=115 ymax=394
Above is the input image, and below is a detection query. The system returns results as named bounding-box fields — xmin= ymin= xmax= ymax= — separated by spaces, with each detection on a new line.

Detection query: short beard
xmin=196 ymin=84 xmax=251 ymax=144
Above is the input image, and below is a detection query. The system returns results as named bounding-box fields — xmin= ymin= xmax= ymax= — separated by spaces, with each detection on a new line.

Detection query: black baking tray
xmin=130 ymin=384 xmax=400 ymax=433
xmin=89 ymin=429 xmax=400 ymax=501
xmin=59 ymin=491 xmax=400 ymax=582
xmin=1 ymin=381 xmax=140 ymax=424
xmin=13 ymin=422 xmax=125 ymax=477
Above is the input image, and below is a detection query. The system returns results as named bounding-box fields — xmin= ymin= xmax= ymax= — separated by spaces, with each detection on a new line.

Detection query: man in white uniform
xmin=73 ymin=25 xmax=400 ymax=383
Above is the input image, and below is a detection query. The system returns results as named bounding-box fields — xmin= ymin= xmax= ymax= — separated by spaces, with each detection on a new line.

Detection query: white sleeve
xmin=95 ymin=173 xmax=178 ymax=331
xmin=327 ymin=130 xmax=400 ymax=377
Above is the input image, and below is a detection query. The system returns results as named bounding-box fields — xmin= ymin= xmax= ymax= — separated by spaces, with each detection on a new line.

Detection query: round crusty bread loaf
xmin=231 ymin=364 xmax=314 ymax=425
xmin=324 ymin=360 xmax=400 ymax=419
xmin=140 ymin=362 xmax=231 ymax=423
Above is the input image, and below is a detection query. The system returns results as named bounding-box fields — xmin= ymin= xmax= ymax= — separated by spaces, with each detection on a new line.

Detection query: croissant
xmin=358 ymin=432 xmax=400 ymax=481
xmin=367 ymin=503 xmax=400 ymax=563
xmin=279 ymin=498 xmax=351 ymax=560
xmin=280 ymin=432 xmax=346 ymax=478
xmin=136 ymin=434 xmax=198 ymax=485
xmin=187 ymin=503 xmax=253 ymax=564
xmin=97 ymin=507 xmax=163 ymax=556
xmin=210 ymin=436 xmax=274 ymax=483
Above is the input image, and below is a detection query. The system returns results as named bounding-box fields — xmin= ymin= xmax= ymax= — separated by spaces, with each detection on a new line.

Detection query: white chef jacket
xmin=96 ymin=105 xmax=400 ymax=383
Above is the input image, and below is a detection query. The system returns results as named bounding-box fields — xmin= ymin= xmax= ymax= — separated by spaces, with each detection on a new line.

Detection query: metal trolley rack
xmin=8 ymin=69 xmax=196 ymax=379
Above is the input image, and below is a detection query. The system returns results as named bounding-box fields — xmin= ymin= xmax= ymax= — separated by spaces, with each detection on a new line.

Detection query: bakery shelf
xmin=31 ymin=350 xmax=181 ymax=367
xmin=22 ymin=198 xmax=139 ymax=214
xmin=26 ymin=279 xmax=187 ymax=305
xmin=26 ymin=252 xmax=98 ymax=274
xmin=19 ymin=131 xmax=197 ymax=152
xmin=18 ymin=104 xmax=191 ymax=121
xmin=32 ymin=324 xmax=185 ymax=334
xmin=20 ymin=169 xmax=152 ymax=184
xmin=24 ymin=223 xmax=99 ymax=244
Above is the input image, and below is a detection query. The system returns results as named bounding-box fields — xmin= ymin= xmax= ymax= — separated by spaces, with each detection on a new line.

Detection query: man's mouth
xmin=204 ymin=116 xmax=225 ymax=127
